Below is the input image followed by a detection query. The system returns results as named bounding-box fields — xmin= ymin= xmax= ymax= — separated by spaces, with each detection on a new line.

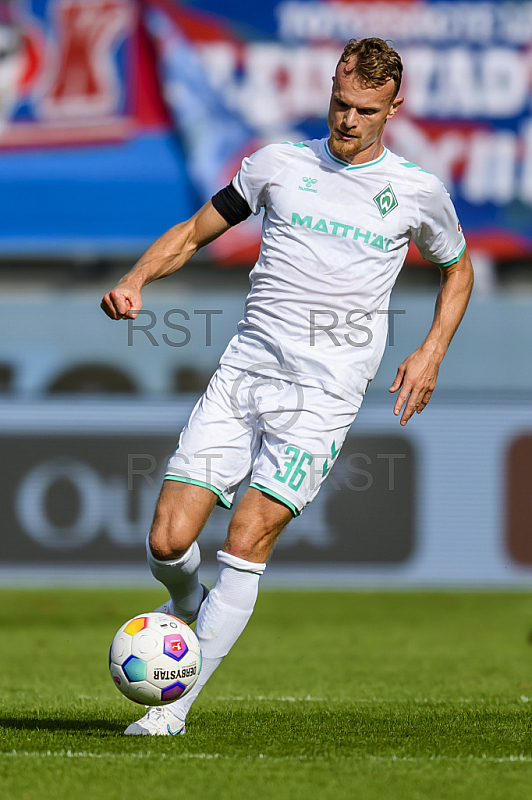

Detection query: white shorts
xmin=165 ymin=364 xmax=363 ymax=516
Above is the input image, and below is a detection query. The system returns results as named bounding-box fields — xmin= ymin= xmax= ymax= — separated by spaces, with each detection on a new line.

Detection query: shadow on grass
xmin=2 ymin=706 xmax=532 ymax=757
xmin=0 ymin=714 xmax=124 ymax=733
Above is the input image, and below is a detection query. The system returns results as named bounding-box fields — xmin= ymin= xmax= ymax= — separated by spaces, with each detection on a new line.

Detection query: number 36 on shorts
xmin=273 ymin=446 xmax=314 ymax=492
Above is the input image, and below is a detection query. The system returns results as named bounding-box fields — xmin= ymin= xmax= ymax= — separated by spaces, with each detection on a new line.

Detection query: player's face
xmin=327 ymin=60 xmax=403 ymax=164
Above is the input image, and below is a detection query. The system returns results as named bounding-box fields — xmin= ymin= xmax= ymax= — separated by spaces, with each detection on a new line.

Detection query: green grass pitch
xmin=1 ymin=589 xmax=532 ymax=800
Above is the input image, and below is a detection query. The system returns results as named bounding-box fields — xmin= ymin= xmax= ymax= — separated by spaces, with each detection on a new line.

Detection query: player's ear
xmin=387 ymin=96 xmax=404 ymax=120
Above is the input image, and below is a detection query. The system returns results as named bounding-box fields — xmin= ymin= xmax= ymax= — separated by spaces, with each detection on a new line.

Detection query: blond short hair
xmin=338 ymin=38 xmax=403 ymax=98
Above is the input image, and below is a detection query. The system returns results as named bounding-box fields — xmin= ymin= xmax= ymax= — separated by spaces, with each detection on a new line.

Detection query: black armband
xmin=211 ymin=183 xmax=253 ymax=227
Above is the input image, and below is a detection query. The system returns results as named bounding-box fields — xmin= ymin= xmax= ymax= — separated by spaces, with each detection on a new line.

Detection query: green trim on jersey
xmin=283 ymin=141 xmax=310 ymax=148
xmin=164 ymin=475 xmax=232 ymax=509
xmin=324 ymin=140 xmax=388 ymax=170
xmin=426 ymin=243 xmax=467 ymax=268
xmin=249 ymin=482 xmax=300 ymax=517
xmin=400 ymin=160 xmax=429 ymax=173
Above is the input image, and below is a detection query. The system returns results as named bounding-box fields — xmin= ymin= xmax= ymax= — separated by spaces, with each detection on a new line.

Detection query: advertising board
xmin=2 ymin=396 xmax=532 ymax=586
xmin=1 ymin=429 xmax=415 ymax=566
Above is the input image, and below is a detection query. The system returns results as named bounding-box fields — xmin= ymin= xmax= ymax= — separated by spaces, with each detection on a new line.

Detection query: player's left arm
xmin=389 ymin=248 xmax=474 ymax=426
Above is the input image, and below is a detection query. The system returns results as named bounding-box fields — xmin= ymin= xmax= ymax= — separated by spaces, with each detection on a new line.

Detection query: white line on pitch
xmin=211 ymin=696 xmax=525 ymax=704
xmin=2 ymin=751 xmax=532 ymax=764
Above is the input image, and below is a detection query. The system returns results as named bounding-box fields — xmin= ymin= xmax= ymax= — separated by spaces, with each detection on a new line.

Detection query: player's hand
xmin=389 ymin=347 xmax=442 ymax=426
xmin=101 ymin=284 xmax=142 ymax=320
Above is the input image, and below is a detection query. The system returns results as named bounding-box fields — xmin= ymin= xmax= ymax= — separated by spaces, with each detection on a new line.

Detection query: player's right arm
xmin=101 ymin=142 xmax=283 ymax=320
xmin=101 ymin=200 xmax=231 ymax=320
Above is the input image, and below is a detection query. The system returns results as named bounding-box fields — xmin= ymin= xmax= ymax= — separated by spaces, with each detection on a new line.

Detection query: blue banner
xmin=0 ymin=0 xmax=531 ymax=259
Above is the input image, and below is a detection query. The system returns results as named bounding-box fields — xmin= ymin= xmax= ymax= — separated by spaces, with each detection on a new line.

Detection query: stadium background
xmin=1 ymin=0 xmax=532 ymax=587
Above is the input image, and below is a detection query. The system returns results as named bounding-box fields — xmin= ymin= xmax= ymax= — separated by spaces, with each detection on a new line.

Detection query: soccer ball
xmin=109 ymin=612 xmax=202 ymax=705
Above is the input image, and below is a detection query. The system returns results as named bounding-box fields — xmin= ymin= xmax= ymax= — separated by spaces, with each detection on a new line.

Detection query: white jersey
xmin=219 ymin=138 xmax=466 ymax=405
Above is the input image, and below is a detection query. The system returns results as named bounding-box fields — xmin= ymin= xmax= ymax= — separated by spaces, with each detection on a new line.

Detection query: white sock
xmin=166 ymin=549 xmax=266 ymax=721
xmin=146 ymin=537 xmax=204 ymax=622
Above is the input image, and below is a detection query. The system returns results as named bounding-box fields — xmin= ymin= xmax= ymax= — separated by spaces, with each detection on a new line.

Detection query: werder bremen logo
xmin=374 ymin=184 xmax=398 ymax=217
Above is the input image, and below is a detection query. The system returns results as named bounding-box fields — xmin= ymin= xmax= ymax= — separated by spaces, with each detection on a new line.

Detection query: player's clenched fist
xmin=101 ymin=285 xmax=142 ymax=320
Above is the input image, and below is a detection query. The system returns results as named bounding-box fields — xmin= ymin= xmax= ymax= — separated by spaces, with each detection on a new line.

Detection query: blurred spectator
xmin=0 ymin=0 xmax=22 ymax=132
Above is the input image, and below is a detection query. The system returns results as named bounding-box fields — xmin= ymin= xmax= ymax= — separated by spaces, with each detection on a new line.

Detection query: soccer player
xmin=101 ymin=38 xmax=473 ymax=735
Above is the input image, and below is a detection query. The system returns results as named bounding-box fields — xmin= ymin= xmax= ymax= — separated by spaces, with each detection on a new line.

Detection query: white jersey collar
xmin=323 ymin=139 xmax=389 ymax=170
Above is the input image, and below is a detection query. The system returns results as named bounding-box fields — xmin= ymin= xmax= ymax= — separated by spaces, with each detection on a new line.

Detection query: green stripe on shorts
xmin=164 ymin=475 xmax=232 ymax=509
xmin=249 ymin=482 xmax=300 ymax=517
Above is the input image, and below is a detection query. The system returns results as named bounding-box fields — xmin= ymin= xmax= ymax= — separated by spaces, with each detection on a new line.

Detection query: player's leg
xmin=161 ymin=487 xmax=293 ymax=724
xmin=145 ymin=364 xmax=257 ymax=623
xmin=141 ymin=381 xmax=361 ymax=732
xmin=223 ymin=486 xmax=294 ymax=562
xmin=146 ymin=481 xmax=217 ymax=623
xmin=127 ymin=374 xmax=361 ymax=735
xmin=165 ymin=380 xmax=362 ymax=716
xmin=125 ymin=488 xmax=292 ymax=735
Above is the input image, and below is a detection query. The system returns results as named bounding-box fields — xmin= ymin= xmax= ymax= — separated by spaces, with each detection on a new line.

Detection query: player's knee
xmin=148 ymin=527 xmax=195 ymax=561
xmin=224 ymin=526 xmax=279 ymax=563
xmin=148 ymin=539 xmax=187 ymax=562
xmin=149 ymin=481 xmax=212 ymax=560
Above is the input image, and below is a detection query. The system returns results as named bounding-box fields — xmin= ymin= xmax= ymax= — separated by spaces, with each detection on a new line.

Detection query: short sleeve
xmin=232 ymin=144 xmax=289 ymax=216
xmin=412 ymin=175 xmax=466 ymax=267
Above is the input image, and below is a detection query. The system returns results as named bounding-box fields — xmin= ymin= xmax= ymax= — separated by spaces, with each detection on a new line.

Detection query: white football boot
xmin=124 ymin=706 xmax=186 ymax=736
xmin=154 ymin=583 xmax=209 ymax=624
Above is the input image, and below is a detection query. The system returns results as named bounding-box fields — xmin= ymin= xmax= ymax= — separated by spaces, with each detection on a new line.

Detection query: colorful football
xmin=109 ymin=612 xmax=202 ymax=705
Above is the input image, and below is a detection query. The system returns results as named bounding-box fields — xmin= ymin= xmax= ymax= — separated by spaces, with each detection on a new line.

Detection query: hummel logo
xmin=322 ymin=440 xmax=340 ymax=477
xmin=374 ymin=184 xmax=398 ymax=217
xmin=299 ymin=176 xmax=318 ymax=193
